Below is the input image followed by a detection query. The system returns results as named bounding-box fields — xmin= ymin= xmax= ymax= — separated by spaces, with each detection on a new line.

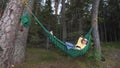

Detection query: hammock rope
xmin=20 ymin=4 xmax=92 ymax=58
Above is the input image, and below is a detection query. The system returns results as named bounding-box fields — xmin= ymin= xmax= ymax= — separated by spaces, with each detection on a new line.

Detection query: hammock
xmin=21 ymin=7 xmax=92 ymax=58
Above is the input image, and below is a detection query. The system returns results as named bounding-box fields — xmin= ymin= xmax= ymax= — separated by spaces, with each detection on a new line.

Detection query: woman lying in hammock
xmin=65 ymin=37 xmax=88 ymax=50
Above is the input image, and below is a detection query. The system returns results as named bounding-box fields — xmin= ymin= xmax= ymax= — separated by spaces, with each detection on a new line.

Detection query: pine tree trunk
xmin=13 ymin=0 xmax=34 ymax=64
xmin=46 ymin=18 xmax=50 ymax=49
xmin=61 ymin=0 xmax=67 ymax=42
xmin=55 ymin=0 xmax=59 ymax=15
xmin=103 ymin=23 xmax=107 ymax=42
xmin=91 ymin=0 xmax=101 ymax=60
xmin=78 ymin=18 xmax=83 ymax=35
xmin=0 ymin=0 xmax=24 ymax=68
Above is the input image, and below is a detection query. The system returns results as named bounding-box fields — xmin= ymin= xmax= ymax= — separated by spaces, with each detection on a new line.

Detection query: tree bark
xmin=46 ymin=18 xmax=50 ymax=49
xmin=13 ymin=0 xmax=34 ymax=64
xmin=103 ymin=23 xmax=107 ymax=42
xmin=55 ymin=0 xmax=59 ymax=15
xmin=0 ymin=0 xmax=24 ymax=68
xmin=91 ymin=0 xmax=101 ymax=60
xmin=78 ymin=18 xmax=83 ymax=35
xmin=61 ymin=0 xmax=67 ymax=42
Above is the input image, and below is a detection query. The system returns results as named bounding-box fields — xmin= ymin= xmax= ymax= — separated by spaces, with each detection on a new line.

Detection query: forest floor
xmin=15 ymin=42 xmax=120 ymax=68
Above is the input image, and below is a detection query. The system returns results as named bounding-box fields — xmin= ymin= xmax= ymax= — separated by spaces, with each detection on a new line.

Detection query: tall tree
xmin=91 ymin=0 xmax=101 ymax=60
xmin=61 ymin=0 xmax=67 ymax=42
xmin=44 ymin=0 xmax=53 ymax=49
xmin=0 ymin=0 xmax=24 ymax=68
xmin=54 ymin=0 xmax=60 ymax=15
xmin=13 ymin=0 xmax=34 ymax=64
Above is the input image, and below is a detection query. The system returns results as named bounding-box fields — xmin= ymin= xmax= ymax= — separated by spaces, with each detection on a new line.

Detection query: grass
xmin=15 ymin=42 xmax=120 ymax=68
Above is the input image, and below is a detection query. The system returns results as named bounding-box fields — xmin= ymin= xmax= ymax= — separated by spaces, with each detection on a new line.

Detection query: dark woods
xmin=98 ymin=0 xmax=120 ymax=42
xmin=0 ymin=0 xmax=119 ymax=48
xmin=28 ymin=0 xmax=120 ymax=48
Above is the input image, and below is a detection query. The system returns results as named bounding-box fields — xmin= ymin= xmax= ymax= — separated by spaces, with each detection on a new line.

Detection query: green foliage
xmin=27 ymin=0 xmax=120 ymax=48
xmin=65 ymin=0 xmax=93 ymax=41
xmin=0 ymin=0 xmax=9 ymax=18
xmin=98 ymin=17 xmax=104 ymax=23
xmin=29 ymin=35 xmax=40 ymax=44
xmin=86 ymin=45 xmax=101 ymax=61
xmin=27 ymin=0 xmax=58 ymax=48
xmin=67 ymin=31 xmax=81 ymax=42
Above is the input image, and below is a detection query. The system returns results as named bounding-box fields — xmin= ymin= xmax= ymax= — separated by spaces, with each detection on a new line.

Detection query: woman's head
xmin=81 ymin=38 xmax=88 ymax=44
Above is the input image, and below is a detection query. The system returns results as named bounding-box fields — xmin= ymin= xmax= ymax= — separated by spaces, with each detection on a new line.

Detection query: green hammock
xmin=21 ymin=11 xmax=92 ymax=58
xmin=20 ymin=13 xmax=30 ymax=27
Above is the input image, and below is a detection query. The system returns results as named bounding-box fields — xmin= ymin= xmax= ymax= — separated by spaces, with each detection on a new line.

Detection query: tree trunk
xmin=61 ymin=0 xmax=67 ymax=42
xmin=78 ymin=18 xmax=83 ymax=35
xmin=55 ymin=0 xmax=59 ymax=15
xmin=91 ymin=0 xmax=101 ymax=60
xmin=46 ymin=19 xmax=50 ymax=49
xmin=103 ymin=23 xmax=107 ymax=42
xmin=0 ymin=0 xmax=24 ymax=68
xmin=99 ymin=23 xmax=102 ymax=42
xmin=13 ymin=0 xmax=34 ymax=64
